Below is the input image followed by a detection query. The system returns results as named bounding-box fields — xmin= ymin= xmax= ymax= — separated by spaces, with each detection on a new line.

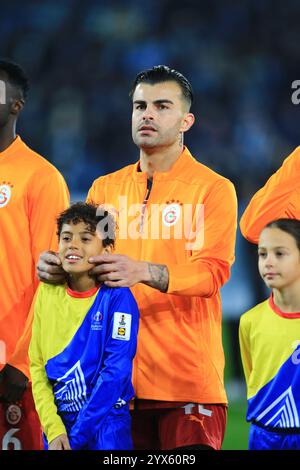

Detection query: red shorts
xmin=131 ymin=401 xmax=227 ymax=450
xmin=0 ymin=383 xmax=43 ymax=450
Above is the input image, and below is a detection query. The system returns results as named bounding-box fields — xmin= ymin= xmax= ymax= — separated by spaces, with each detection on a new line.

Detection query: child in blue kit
xmin=239 ymin=219 xmax=300 ymax=450
xmin=29 ymin=202 xmax=139 ymax=450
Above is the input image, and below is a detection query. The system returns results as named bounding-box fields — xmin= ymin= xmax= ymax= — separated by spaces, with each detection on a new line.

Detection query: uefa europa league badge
xmin=6 ymin=404 xmax=22 ymax=425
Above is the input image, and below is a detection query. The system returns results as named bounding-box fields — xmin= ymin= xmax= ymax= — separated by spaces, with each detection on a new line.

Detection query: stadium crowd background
xmin=1 ymin=0 xmax=300 ymax=448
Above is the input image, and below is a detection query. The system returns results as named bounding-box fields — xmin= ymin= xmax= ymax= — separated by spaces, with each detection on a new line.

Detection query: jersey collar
xmin=269 ymin=293 xmax=300 ymax=319
xmin=132 ymin=146 xmax=194 ymax=182
xmin=67 ymin=286 xmax=100 ymax=298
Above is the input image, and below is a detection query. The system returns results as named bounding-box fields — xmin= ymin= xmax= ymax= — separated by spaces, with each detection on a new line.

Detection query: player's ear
xmin=11 ymin=97 xmax=25 ymax=115
xmin=180 ymin=112 xmax=195 ymax=133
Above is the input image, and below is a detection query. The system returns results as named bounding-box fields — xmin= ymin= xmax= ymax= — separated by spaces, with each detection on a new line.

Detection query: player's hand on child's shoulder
xmin=37 ymin=251 xmax=66 ymax=284
xmin=49 ymin=434 xmax=71 ymax=450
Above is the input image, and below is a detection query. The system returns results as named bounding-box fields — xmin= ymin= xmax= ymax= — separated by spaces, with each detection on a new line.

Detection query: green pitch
xmin=222 ymin=400 xmax=250 ymax=450
xmin=222 ymin=321 xmax=249 ymax=450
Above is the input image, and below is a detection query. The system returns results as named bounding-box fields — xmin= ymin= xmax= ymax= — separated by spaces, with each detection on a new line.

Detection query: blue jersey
xmin=30 ymin=283 xmax=139 ymax=449
xmin=239 ymin=296 xmax=300 ymax=431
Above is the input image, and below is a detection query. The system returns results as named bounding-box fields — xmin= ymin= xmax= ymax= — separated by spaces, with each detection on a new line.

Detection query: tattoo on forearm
xmin=146 ymin=263 xmax=169 ymax=292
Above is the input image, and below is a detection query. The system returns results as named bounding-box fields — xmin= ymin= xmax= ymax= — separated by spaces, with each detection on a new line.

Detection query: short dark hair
xmin=129 ymin=65 xmax=193 ymax=110
xmin=57 ymin=202 xmax=116 ymax=248
xmin=264 ymin=218 xmax=300 ymax=251
xmin=0 ymin=59 xmax=29 ymax=99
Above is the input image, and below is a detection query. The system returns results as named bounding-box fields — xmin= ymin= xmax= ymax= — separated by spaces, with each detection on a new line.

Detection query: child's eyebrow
xmin=258 ymin=245 xmax=288 ymax=250
xmin=60 ymin=230 xmax=95 ymax=235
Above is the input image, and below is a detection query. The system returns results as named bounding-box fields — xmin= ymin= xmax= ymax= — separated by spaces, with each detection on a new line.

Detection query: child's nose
xmin=265 ymin=255 xmax=274 ymax=266
xmin=70 ymin=237 xmax=80 ymax=248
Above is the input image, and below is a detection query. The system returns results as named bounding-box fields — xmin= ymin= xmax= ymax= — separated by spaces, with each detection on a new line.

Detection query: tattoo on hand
xmin=146 ymin=263 xmax=169 ymax=292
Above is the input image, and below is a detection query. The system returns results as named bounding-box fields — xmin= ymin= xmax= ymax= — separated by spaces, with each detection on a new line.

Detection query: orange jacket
xmin=87 ymin=147 xmax=237 ymax=403
xmin=0 ymin=136 xmax=70 ymax=377
xmin=240 ymin=146 xmax=300 ymax=244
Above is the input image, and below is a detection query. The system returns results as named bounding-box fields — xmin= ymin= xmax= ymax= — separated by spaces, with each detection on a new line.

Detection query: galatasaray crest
xmin=0 ymin=182 xmax=13 ymax=208
xmin=6 ymin=404 xmax=22 ymax=425
xmin=162 ymin=202 xmax=181 ymax=227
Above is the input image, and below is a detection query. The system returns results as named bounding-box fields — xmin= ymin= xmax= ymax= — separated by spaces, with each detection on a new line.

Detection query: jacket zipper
xmin=139 ymin=178 xmax=153 ymax=234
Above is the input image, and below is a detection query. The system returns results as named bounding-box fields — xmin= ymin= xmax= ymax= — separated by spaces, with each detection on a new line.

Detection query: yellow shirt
xmin=29 ymin=284 xmax=99 ymax=443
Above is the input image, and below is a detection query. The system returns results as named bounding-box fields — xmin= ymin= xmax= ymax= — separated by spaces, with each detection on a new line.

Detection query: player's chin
xmin=134 ymin=136 xmax=157 ymax=148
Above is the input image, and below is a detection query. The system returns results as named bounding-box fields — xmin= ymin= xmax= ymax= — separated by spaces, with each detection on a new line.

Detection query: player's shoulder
xmin=292 ymin=145 xmax=300 ymax=156
xmin=91 ymin=163 xmax=137 ymax=188
xmin=240 ymin=298 xmax=269 ymax=324
xmin=108 ymin=285 xmax=136 ymax=300
xmin=281 ymin=145 xmax=300 ymax=168
xmin=285 ymin=145 xmax=300 ymax=159
xmin=104 ymin=285 xmax=139 ymax=310
xmin=36 ymin=282 xmax=66 ymax=299
xmin=19 ymin=138 xmax=63 ymax=178
xmin=182 ymin=148 xmax=234 ymax=189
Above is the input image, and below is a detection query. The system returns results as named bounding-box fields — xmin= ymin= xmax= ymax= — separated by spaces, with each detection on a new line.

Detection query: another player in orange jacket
xmin=0 ymin=60 xmax=69 ymax=449
xmin=240 ymin=146 xmax=300 ymax=244
xmin=37 ymin=65 xmax=237 ymax=450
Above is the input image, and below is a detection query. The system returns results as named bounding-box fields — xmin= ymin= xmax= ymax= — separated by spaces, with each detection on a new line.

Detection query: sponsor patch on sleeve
xmin=112 ymin=312 xmax=132 ymax=341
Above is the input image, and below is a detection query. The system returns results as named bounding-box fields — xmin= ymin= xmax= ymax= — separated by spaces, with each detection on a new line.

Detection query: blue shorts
xmin=44 ymin=405 xmax=133 ymax=450
xmin=249 ymin=423 xmax=300 ymax=450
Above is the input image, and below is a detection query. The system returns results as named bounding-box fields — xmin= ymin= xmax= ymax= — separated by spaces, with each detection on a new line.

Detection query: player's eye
xmin=135 ymin=104 xmax=145 ymax=110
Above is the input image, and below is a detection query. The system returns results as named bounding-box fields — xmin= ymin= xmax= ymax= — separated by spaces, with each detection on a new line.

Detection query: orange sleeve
xmin=9 ymin=167 xmax=69 ymax=376
xmin=86 ymin=178 xmax=104 ymax=205
xmin=28 ymin=166 xmax=70 ymax=269
xmin=7 ymin=290 xmax=38 ymax=379
xmin=240 ymin=147 xmax=300 ymax=244
xmin=167 ymin=179 xmax=237 ymax=297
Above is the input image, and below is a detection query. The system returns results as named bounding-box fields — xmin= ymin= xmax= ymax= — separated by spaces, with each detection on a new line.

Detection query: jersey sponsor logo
xmin=112 ymin=312 xmax=131 ymax=341
xmin=53 ymin=360 xmax=87 ymax=412
xmin=0 ymin=182 xmax=13 ymax=208
xmin=256 ymin=386 xmax=299 ymax=428
xmin=162 ymin=202 xmax=181 ymax=227
xmin=5 ymin=405 xmax=22 ymax=425
xmin=91 ymin=310 xmax=103 ymax=331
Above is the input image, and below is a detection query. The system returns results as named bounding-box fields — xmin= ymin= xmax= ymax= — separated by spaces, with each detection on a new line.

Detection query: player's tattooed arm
xmin=144 ymin=263 xmax=169 ymax=292
xmin=88 ymin=254 xmax=169 ymax=291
